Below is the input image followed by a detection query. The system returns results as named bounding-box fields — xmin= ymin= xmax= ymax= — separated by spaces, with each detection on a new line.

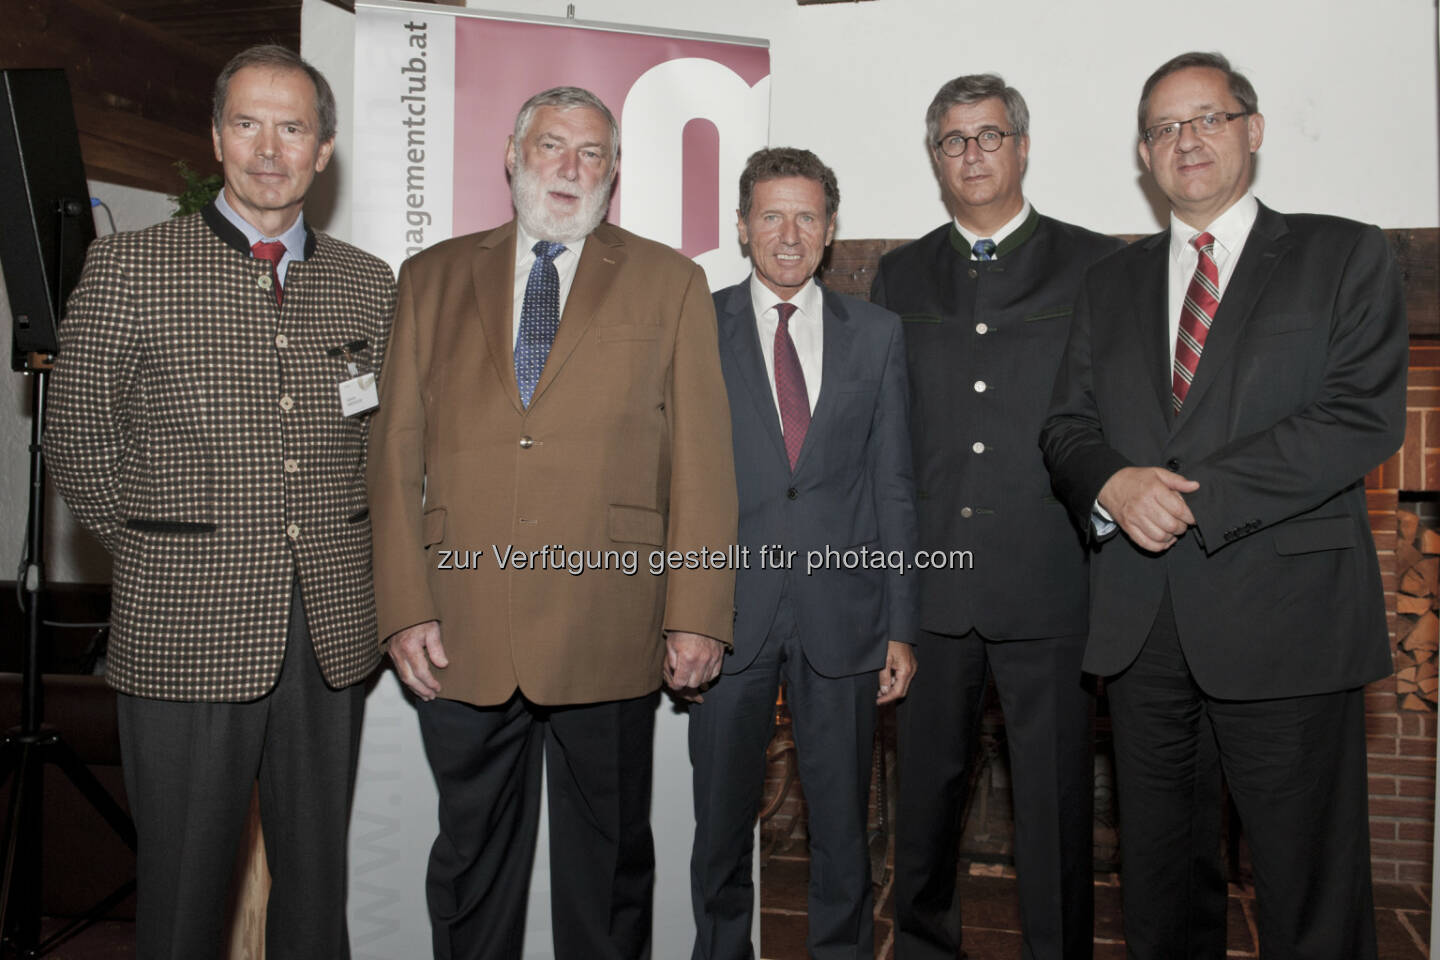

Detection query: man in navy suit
xmin=1042 ymin=52 xmax=1405 ymax=958
xmin=688 ymin=147 xmax=918 ymax=960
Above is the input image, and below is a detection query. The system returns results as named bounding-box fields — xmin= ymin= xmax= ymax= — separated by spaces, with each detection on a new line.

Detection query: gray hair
xmin=513 ymin=86 xmax=620 ymax=166
xmin=212 ymin=44 xmax=337 ymax=144
xmin=925 ymin=73 xmax=1030 ymax=148
xmin=1138 ymin=52 xmax=1259 ymax=136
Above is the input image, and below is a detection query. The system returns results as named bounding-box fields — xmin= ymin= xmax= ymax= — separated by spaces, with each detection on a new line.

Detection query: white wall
xmin=427 ymin=0 xmax=1439 ymax=237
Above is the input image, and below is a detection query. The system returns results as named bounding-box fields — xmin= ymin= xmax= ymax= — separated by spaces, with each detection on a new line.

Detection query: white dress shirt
xmin=953 ymin=200 xmax=1032 ymax=259
xmin=748 ymin=273 xmax=823 ymax=424
xmin=1165 ymin=191 xmax=1259 ymax=371
xmin=512 ymin=224 xmax=587 ymax=349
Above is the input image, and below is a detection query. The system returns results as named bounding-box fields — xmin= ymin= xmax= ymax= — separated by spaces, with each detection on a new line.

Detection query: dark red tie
xmin=1172 ymin=231 xmax=1218 ymax=413
xmin=773 ymin=302 xmax=810 ymax=471
xmin=251 ymin=240 xmax=286 ymax=305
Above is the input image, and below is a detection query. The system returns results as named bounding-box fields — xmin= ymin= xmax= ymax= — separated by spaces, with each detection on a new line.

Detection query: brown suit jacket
xmin=367 ymin=220 xmax=737 ymax=708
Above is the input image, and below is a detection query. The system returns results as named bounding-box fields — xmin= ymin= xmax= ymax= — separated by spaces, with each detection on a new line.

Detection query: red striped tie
xmin=773 ymin=302 xmax=810 ymax=471
xmin=1172 ymin=232 xmax=1218 ymax=413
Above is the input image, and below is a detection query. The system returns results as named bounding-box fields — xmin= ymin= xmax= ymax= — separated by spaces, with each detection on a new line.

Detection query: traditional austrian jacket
xmin=45 ymin=201 xmax=396 ymax=701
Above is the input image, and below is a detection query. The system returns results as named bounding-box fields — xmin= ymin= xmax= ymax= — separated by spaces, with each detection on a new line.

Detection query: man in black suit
xmin=1041 ymin=52 xmax=1405 ymax=958
xmin=871 ymin=74 xmax=1122 ymax=960
xmin=689 ymin=147 xmax=918 ymax=960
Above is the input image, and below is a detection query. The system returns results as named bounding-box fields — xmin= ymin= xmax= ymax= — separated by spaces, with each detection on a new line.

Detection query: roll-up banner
xmin=348 ymin=4 xmax=769 ymax=957
xmin=352 ymin=1 xmax=771 ymax=286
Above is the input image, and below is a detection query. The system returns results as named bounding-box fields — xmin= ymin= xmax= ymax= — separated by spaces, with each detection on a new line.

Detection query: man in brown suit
xmin=367 ymin=86 xmax=737 ymax=960
xmin=45 ymin=45 xmax=394 ymax=959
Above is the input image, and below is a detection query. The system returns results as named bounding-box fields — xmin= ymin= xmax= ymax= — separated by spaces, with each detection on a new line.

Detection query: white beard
xmin=510 ymin=153 xmax=613 ymax=244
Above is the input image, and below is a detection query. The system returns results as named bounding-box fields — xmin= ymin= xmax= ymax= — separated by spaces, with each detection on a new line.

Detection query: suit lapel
xmin=530 ymin=221 xmax=625 ymax=408
xmin=718 ymin=284 xmax=789 ymax=466
xmin=796 ymin=286 xmax=853 ymax=474
xmin=1172 ymin=203 xmax=1289 ymax=432
xmin=1132 ymin=232 xmax=1172 ymax=418
xmin=471 ymin=222 xmax=522 ymax=415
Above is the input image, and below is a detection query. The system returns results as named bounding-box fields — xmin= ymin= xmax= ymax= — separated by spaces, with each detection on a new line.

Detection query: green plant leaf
xmin=170 ymin=160 xmax=223 ymax=218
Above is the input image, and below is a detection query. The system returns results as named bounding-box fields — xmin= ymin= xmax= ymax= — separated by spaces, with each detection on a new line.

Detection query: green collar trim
xmin=948 ymin=205 xmax=1041 ymax=260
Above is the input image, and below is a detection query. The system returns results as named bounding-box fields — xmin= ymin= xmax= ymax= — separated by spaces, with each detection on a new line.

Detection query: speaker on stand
xmin=0 ymin=67 xmax=136 ymax=958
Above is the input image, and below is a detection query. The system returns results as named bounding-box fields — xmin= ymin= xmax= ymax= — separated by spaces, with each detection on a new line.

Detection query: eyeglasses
xmin=1143 ymin=111 xmax=1249 ymax=145
xmin=934 ymin=129 xmax=1018 ymax=158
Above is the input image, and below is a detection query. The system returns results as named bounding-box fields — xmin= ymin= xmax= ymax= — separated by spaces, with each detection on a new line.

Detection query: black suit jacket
xmin=871 ymin=210 xmax=1124 ymax=639
xmin=1041 ymin=202 xmax=1405 ymax=699
xmin=714 ymin=281 xmax=918 ymax=678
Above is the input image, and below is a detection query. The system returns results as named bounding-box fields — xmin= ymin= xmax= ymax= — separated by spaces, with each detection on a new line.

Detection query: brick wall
xmin=1363 ymin=342 xmax=1439 ymax=883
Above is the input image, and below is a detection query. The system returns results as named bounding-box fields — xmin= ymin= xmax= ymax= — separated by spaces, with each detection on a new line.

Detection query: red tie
xmin=251 ymin=240 xmax=286 ymax=305
xmin=1172 ymin=231 xmax=1218 ymax=413
xmin=773 ymin=302 xmax=810 ymax=472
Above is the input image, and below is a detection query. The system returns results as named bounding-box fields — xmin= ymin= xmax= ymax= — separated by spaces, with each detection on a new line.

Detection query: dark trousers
xmin=116 ymin=585 xmax=365 ymax=960
xmin=895 ymin=629 xmax=1094 ymax=960
xmin=689 ymin=595 xmax=877 ymax=960
xmin=1106 ymin=590 xmax=1378 ymax=960
xmin=417 ymin=690 xmax=659 ymax=960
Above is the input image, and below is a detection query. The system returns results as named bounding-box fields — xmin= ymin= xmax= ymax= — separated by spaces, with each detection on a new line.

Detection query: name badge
xmin=338 ymin=361 xmax=379 ymax=417
xmin=328 ymin=339 xmax=378 ymax=417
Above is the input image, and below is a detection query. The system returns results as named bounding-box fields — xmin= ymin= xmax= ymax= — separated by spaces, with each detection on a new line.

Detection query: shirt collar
xmin=216 ymin=189 xmax=309 ymax=262
xmin=1168 ymin=191 xmax=1258 ymax=264
xmin=953 ymin=200 xmax=1032 ymax=259
xmin=515 ymin=221 xmax=586 ymax=263
xmin=748 ymin=273 xmax=822 ymax=324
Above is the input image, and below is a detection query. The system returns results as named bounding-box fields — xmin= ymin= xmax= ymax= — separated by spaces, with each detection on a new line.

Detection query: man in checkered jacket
xmin=44 ymin=45 xmax=394 ymax=959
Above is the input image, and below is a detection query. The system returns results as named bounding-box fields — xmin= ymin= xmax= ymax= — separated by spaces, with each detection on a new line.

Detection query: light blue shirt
xmin=215 ymin=190 xmax=307 ymax=285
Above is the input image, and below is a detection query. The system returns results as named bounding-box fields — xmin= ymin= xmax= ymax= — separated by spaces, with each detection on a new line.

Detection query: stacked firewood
xmin=1394 ymin=510 xmax=1440 ymax=710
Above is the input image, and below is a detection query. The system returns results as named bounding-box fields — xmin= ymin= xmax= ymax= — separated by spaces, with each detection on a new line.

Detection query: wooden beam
xmin=4 ymin=0 xmax=222 ymax=194
xmin=72 ymin=99 xmax=213 ymax=195
xmin=1391 ymin=228 xmax=1440 ymax=337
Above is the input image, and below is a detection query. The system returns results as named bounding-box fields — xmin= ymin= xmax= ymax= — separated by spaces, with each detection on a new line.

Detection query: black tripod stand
xmin=0 ymin=204 xmax=136 ymax=957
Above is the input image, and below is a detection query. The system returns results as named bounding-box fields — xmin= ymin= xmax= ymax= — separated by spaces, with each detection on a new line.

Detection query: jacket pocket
xmin=347 ymin=507 xmax=370 ymax=524
xmin=1023 ymin=308 xmax=1072 ymax=322
xmin=1273 ymin=515 xmax=1355 ymax=555
xmin=124 ymin=518 xmax=216 ymax=534
xmin=609 ymin=504 xmax=664 ymax=546
xmin=423 ymin=507 xmax=446 ymax=548
xmin=1244 ymin=312 xmax=1316 ymax=339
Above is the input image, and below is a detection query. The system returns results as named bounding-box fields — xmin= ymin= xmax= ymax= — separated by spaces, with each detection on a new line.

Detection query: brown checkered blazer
xmin=45 ymin=203 xmax=396 ymax=701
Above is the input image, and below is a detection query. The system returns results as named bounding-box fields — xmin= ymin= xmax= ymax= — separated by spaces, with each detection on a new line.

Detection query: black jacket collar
xmin=201 ymin=199 xmax=318 ymax=259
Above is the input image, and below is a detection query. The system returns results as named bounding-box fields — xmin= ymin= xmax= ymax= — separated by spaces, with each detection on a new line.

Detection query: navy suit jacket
xmin=714 ymin=281 xmax=918 ymax=678
xmin=1041 ymin=203 xmax=1405 ymax=699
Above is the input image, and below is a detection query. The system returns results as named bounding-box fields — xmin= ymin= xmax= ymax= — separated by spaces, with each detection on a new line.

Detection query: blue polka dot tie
xmin=515 ymin=240 xmax=567 ymax=408
xmin=972 ymin=238 xmax=996 ymax=260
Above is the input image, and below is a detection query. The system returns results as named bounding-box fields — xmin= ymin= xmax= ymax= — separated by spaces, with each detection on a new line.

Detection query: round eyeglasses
xmin=935 ymin=129 xmax=1018 ymax=158
xmin=1143 ymin=111 xmax=1249 ymax=145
